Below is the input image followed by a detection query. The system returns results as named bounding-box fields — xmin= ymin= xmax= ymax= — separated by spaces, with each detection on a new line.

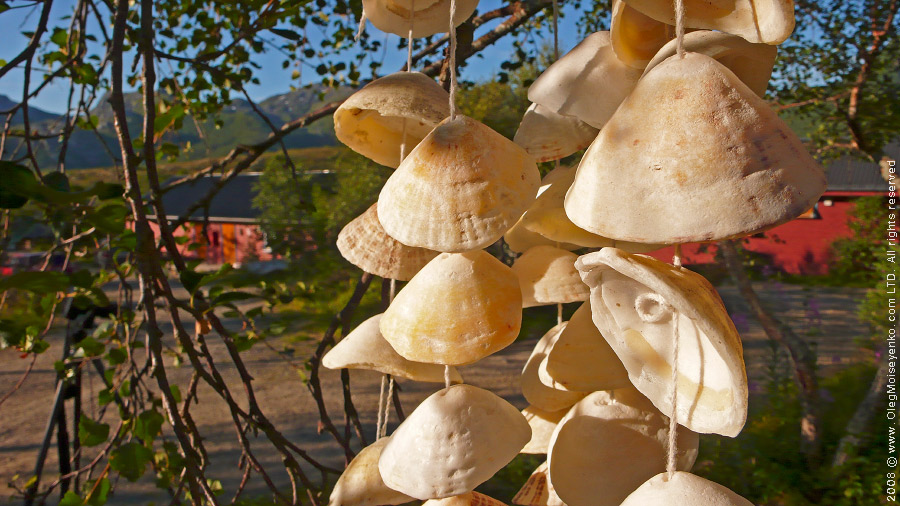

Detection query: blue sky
xmin=0 ymin=0 xmax=585 ymax=114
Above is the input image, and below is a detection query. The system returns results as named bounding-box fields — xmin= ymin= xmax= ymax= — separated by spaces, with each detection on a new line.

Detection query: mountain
xmin=0 ymin=94 xmax=61 ymax=125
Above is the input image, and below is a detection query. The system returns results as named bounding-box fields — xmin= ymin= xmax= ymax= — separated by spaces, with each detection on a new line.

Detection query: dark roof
xmin=824 ymin=141 xmax=899 ymax=193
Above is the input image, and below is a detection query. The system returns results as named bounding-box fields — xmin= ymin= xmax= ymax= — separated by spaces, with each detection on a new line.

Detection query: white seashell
xmin=521 ymin=323 xmax=587 ymax=412
xmin=521 ymin=405 xmax=567 ymax=454
xmin=363 ymin=0 xmax=479 ymax=38
xmin=620 ymin=472 xmax=753 ymax=506
xmin=512 ymin=246 xmax=589 ymax=308
xmin=423 ymin=491 xmax=509 ymax=506
xmin=610 ymin=0 xmax=674 ymax=69
xmin=328 ymin=437 xmax=415 ymax=506
xmin=513 ymin=104 xmax=598 ymax=162
xmin=512 ymin=462 xmax=566 ymax=506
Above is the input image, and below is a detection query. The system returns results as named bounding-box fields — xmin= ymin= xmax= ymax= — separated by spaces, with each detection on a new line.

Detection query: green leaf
xmin=107 ymin=347 xmax=127 ymax=366
xmin=98 ymin=389 xmax=114 ymax=406
xmin=86 ymin=203 xmax=128 ymax=234
xmin=211 ymin=291 xmax=257 ymax=306
xmin=110 ymin=442 xmax=152 ymax=481
xmin=78 ymin=416 xmax=110 ymax=447
xmin=59 ymin=491 xmax=84 ymax=506
xmin=68 ymin=269 xmax=93 ymax=289
xmin=88 ymin=182 xmax=125 ymax=200
xmin=85 ymin=477 xmax=110 ymax=506
xmin=134 ymin=410 xmax=165 ymax=442
xmin=76 ymin=336 xmax=105 ymax=357
xmin=270 ymin=28 xmax=302 ymax=40
xmin=0 ymin=271 xmax=69 ymax=294
xmin=50 ymin=28 xmax=68 ymax=47
xmin=0 ymin=162 xmax=37 ymax=209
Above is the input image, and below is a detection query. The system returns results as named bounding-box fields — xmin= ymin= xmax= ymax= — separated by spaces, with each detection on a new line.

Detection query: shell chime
xmin=325 ymin=0 xmax=825 ymax=503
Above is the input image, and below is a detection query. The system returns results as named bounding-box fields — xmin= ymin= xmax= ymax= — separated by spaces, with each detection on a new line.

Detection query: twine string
xmin=444 ymin=365 xmax=451 ymax=389
xmin=448 ymin=0 xmax=459 ymax=120
xmin=407 ymin=0 xmax=415 ymax=71
xmin=355 ymin=9 xmax=367 ymax=41
xmin=376 ymin=374 xmax=387 ymax=439
xmin=552 ymin=0 xmax=559 ymax=60
xmin=667 ymin=309 xmax=681 ymax=479
xmin=674 ymin=0 xmax=685 ymax=58
xmin=380 ymin=376 xmax=395 ymax=438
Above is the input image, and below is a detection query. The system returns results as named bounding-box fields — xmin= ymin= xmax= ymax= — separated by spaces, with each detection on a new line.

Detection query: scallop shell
xmin=380 ymin=251 xmax=522 ymax=365
xmin=610 ymin=0 xmax=673 ymax=69
xmin=328 ymin=437 xmax=415 ymax=506
xmin=504 ymin=216 xmax=580 ymax=253
xmin=620 ymin=0 xmax=795 ymax=44
xmin=620 ymin=472 xmax=753 ymax=506
xmin=538 ymin=301 xmax=630 ymax=393
xmin=378 ymin=115 xmax=541 ymax=252
xmin=423 ymin=492 xmax=509 ymax=506
xmin=546 ymin=389 xmax=699 ymax=506
xmin=337 ymin=203 xmax=439 ymax=281
xmin=564 ymin=53 xmax=826 ymax=244
xmin=512 ymin=246 xmax=589 ymax=308
xmin=513 ymin=103 xmax=599 ymax=162
xmin=528 ymin=31 xmax=643 ymax=129
xmin=521 ymin=405 xmax=567 ymax=454
xmin=322 ymin=313 xmax=462 ymax=383
xmin=521 ymin=323 xmax=588 ymax=412
xmin=512 ymin=462 xmax=565 ymax=506
xmin=575 ymin=248 xmax=749 ymax=436
xmin=334 ymin=72 xmax=449 ymax=168
xmin=378 ymin=384 xmax=531 ymax=499
xmin=362 ymin=0 xmax=479 ymax=38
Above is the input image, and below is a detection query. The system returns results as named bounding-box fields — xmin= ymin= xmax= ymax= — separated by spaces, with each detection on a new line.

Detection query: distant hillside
xmin=0 ymin=85 xmax=348 ymax=170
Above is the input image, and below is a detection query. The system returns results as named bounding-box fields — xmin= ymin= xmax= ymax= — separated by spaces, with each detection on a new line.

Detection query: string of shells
xmin=322 ymin=0 xmax=827 ymax=504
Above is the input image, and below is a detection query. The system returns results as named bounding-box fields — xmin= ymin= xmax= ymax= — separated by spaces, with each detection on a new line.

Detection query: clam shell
xmin=334 ymin=72 xmax=449 ymax=168
xmin=521 ymin=323 xmax=588 ymax=412
xmin=564 ymin=53 xmax=826 ymax=244
xmin=378 ymin=384 xmax=531 ymax=499
xmin=378 ymin=115 xmax=541 ymax=252
xmin=504 ymin=216 xmax=580 ymax=253
xmin=620 ymin=472 xmax=753 ymax=506
xmin=521 ymin=405 xmax=567 ymax=454
xmin=337 ymin=203 xmax=439 ymax=281
xmin=423 ymin=492 xmax=509 ymax=506
xmin=575 ymin=248 xmax=749 ymax=436
xmin=380 ymin=251 xmax=522 ymax=365
xmin=610 ymin=0 xmax=673 ymax=69
xmin=328 ymin=437 xmax=415 ymax=506
xmin=512 ymin=246 xmax=589 ymax=308
xmin=512 ymin=462 xmax=565 ymax=506
xmin=513 ymin=104 xmax=598 ymax=162
xmin=362 ymin=0 xmax=479 ymax=38
xmin=546 ymin=389 xmax=699 ymax=506
xmin=528 ymin=31 xmax=643 ymax=129
xmin=322 ymin=313 xmax=462 ymax=383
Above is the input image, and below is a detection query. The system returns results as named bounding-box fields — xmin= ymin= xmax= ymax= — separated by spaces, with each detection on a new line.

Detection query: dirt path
xmin=0 ymin=281 xmax=872 ymax=504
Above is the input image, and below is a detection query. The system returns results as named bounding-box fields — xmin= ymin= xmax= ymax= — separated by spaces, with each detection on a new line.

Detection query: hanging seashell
xmin=423 ymin=491 xmax=509 ymax=506
xmin=380 ymin=250 xmax=522 ymax=365
xmin=378 ymin=115 xmax=541 ymax=252
xmin=546 ymin=389 xmax=699 ymax=506
xmin=528 ymin=31 xmax=643 ymax=129
xmin=644 ymin=30 xmax=777 ymax=97
xmin=337 ymin=203 xmax=439 ymax=281
xmin=620 ymin=0 xmax=795 ymax=44
xmin=512 ymin=246 xmax=589 ymax=308
xmin=610 ymin=0 xmax=673 ymax=69
xmin=334 ymin=72 xmax=449 ymax=168
xmin=513 ymin=103 xmax=599 ymax=163
xmin=620 ymin=472 xmax=753 ymax=506
xmin=362 ymin=0 xmax=479 ymax=38
xmin=512 ymin=462 xmax=566 ymax=506
xmin=328 ymin=437 xmax=415 ymax=506
xmin=378 ymin=384 xmax=531 ymax=499
xmin=564 ymin=53 xmax=826 ymax=244
xmin=522 ymin=323 xmax=588 ymax=412
xmin=575 ymin=248 xmax=749 ymax=436
xmin=504 ymin=215 xmax=581 ymax=253
xmin=538 ymin=301 xmax=630 ymax=393
xmin=322 ymin=313 xmax=463 ymax=383
xmin=521 ymin=405 xmax=567 ymax=454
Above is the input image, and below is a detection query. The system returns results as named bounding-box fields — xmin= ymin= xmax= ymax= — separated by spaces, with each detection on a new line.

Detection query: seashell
xmin=423 ymin=491 xmax=509 ymax=506
xmin=334 ymin=72 xmax=449 ymax=168
xmin=328 ymin=437 xmax=415 ymax=506
xmin=528 ymin=32 xmax=643 ymax=129
xmin=512 ymin=462 xmax=565 ymax=506
xmin=546 ymin=389 xmax=699 ymax=506
xmin=322 ymin=313 xmax=462 ymax=383
xmin=610 ymin=0 xmax=673 ymax=69
xmin=513 ymin=104 xmax=599 ymax=162
xmin=620 ymin=0 xmax=795 ymax=44
xmin=336 ymin=203 xmax=439 ymax=281
xmin=564 ymin=53 xmax=826 ymax=244
xmin=521 ymin=323 xmax=588 ymax=412
xmin=379 ymin=384 xmax=531 ymax=499
xmin=512 ymin=246 xmax=589 ymax=308
xmin=362 ymin=0 xmax=479 ymax=38
xmin=504 ymin=216 xmax=580 ymax=253
xmin=538 ymin=301 xmax=630 ymax=392
xmin=644 ymin=30 xmax=777 ymax=97
xmin=378 ymin=115 xmax=541 ymax=252
xmin=521 ymin=166 xmax=662 ymax=252
xmin=575 ymin=248 xmax=749 ymax=436
xmin=620 ymin=472 xmax=753 ymax=506
xmin=380 ymin=250 xmax=522 ymax=365
xmin=521 ymin=405 xmax=567 ymax=454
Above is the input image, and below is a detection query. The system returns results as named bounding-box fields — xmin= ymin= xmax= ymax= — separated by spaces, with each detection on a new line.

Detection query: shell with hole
xmin=564 ymin=53 xmax=826 ymax=244
xmin=322 ymin=313 xmax=462 ymax=383
xmin=546 ymin=389 xmax=699 ymax=506
xmin=378 ymin=115 xmax=541 ymax=252
xmin=620 ymin=0 xmax=795 ymax=44
xmin=512 ymin=462 xmax=565 ymax=506
xmin=644 ymin=30 xmax=777 ymax=97
xmin=337 ymin=203 xmax=439 ymax=281
xmin=620 ymin=472 xmax=753 ymax=506
xmin=610 ymin=0 xmax=674 ymax=69
xmin=378 ymin=384 xmax=531 ymax=499
xmin=575 ymin=248 xmax=749 ymax=436
xmin=380 ymin=250 xmax=522 ymax=365
xmin=512 ymin=246 xmax=589 ymax=308
xmin=334 ymin=72 xmax=449 ymax=168
xmin=521 ymin=323 xmax=587 ymax=412
xmin=528 ymin=31 xmax=643 ymax=129
xmin=538 ymin=301 xmax=630 ymax=393
xmin=521 ymin=405 xmax=567 ymax=454
xmin=513 ymin=103 xmax=599 ymax=163
xmin=362 ymin=0 xmax=479 ymax=38
xmin=328 ymin=437 xmax=415 ymax=506
xmin=423 ymin=492 xmax=509 ymax=506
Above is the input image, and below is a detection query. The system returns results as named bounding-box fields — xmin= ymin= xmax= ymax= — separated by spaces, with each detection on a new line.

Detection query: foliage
xmin=830 ymin=196 xmax=892 ymax=284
